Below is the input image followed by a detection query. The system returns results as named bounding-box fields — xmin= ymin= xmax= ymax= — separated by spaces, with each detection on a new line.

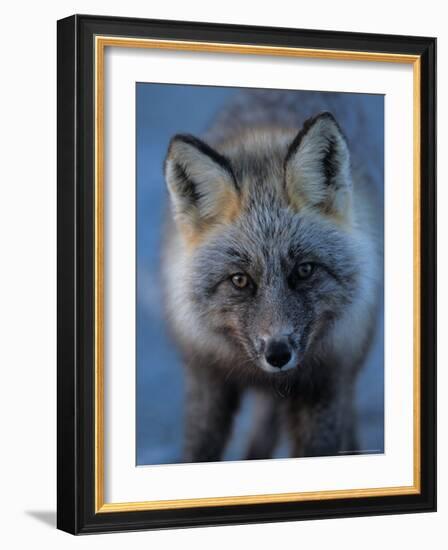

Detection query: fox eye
xmin=296 ymin=262 xmax=314 ymax=280
xmin=230 ymin=273 xmax=250 ymax=289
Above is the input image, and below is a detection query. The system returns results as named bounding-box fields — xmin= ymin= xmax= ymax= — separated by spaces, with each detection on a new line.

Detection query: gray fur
xmin=161 ymin=91 xmax=383 ymax=462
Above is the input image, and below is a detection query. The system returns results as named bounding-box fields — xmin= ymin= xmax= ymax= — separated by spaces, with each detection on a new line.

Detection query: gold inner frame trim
xmin=94 ymin=35 xmax=421 ymax=513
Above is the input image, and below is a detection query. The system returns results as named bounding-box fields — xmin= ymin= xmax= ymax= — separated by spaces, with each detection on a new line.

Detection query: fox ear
xmin=284 ymin=112 xmax=352 ymax=220
xmin=165 ymin=134 xmax=240 ymax=234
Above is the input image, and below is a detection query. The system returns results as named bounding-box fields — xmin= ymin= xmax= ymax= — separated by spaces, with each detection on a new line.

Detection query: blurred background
xmin=136 ymin=84 xmax=384 ymax=465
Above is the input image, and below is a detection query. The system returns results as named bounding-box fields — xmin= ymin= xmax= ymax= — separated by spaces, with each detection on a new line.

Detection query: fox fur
xmin=162 ymin=90 xmax=383 ymax=462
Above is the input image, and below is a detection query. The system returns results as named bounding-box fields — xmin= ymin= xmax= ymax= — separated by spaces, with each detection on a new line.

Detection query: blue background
xmin=136 ymin=84 xmax=384 ymax=465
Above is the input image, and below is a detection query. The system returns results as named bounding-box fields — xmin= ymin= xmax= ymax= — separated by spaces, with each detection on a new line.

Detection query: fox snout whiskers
xmin=256 ymin=335 xmax=298 ymax=373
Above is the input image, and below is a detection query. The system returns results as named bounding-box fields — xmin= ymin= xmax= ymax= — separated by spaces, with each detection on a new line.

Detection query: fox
xmin=161 ymin=90 xmax=383 ymax=462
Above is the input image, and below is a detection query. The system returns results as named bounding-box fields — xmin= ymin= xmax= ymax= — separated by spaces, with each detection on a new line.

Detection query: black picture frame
xmin=57 ymin=14 xmax=436 ymax=534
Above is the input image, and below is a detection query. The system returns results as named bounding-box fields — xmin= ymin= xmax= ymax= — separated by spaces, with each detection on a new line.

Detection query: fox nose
xmin=264 ymin=338 xmax=292 ymax=369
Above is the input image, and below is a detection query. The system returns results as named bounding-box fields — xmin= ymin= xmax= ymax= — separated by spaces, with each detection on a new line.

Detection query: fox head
xmin=164 ymin=113 xmax=373 ymax=378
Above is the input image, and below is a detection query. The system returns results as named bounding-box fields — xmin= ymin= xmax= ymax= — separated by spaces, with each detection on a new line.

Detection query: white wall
xmin=0 ymin=1 xmax=444 ymax=547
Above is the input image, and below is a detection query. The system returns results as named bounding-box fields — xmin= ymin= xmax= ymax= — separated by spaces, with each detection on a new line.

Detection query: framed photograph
xmin=57 ymin=14 xmax=436 ymax=534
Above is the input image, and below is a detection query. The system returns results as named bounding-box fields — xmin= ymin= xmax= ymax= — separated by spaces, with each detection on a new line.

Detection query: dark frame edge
xmin=69 ymin=13 xmax=437 ymax=47
xmin=57 ymin=14 xmax=79 ymax=535
xmin=419 ymin=36 xmax=437 ymax=514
